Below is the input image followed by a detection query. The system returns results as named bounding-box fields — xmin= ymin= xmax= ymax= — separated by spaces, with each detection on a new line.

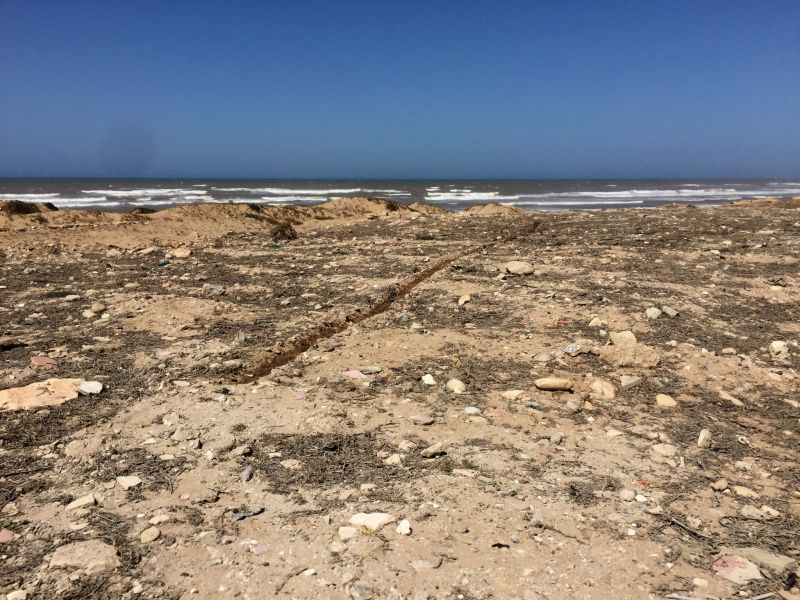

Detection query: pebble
xmin=534 ymin=377 xmax=573 ymax=391
xmin=711 ymin=478 xmax=729 ymax=491
xmin=697 ymin=428 xmax=712 ymax=448
xmin=398 ymin=439 xmax=417 ymax=452
xmin=733 ymin=485 xmax=760 ymax=499
xmin=6 ymin=591 xmax=27 ymax=600
xmin=420 ymin=442 xmax=446 ymax=457
xmin=66 ymin=493 xmax=97 ymax=511
xmin=620 ymin=375 xmax=643 ymax=389
xmin=383 ymin=453 xmax=402 ymax=465
xmin=409 ymin=414 xmax=434 ymax=426
xmin=501 ymin=390 xmax=525 ymax=400
xmin=645 ymin=307 xmax=662 ymax=320
xmin=588 ymin=317 xmax=603 ymax=327
xmin=140 ymin=527 xmax=161 ymax=543
xmin=651 ymin=443 xmax=677 ymax=457
xmin=533 ymin=353 xmax=552 ymax=363
xmin=116 ymin=476 xmax=142 ymax=490
xmin=720 ymin=347 xmax=737 ymax=356
xmin=421 ymin=374 xmax=437 ymax=385
xmin=446 ymin=379 xmax=466 ymax=394
xmin=619 ymin=489 xmax=636 ymax=502
xmin=0 ymin=528 xmax=15 ymax=544
xmin=338 ymin=526 xmax=358 ymax=541
xmin=350 ymin=586 xmax=375 ymax=600
xmin=90 ymin=302 xmax=106 ymax=313
xmin=396 ymin=519 xmax=412 ymax=535
xmin=458 ymin=294 xmax=471 ymax=306
xmin=464 ymin=406 xmax=481 ymax=416
xmin=655 ymin=394 xmax=677 ymax=408
xmin=740 ymin=505 xmax=764 ymax=520
xmin=240 ymin=466 xmax=254 ymax=481
xmin=770 ymin=340 xmax=789 ymax=359
xmin=501 ymin=260 xmax=535 ymax=275
xmin=549 ymin=432 xmax=563 ymax=445
xmin=349 ymin=512 xmax=395 ymax=532
xmin=149 ymin=514 xmax=171 ymax=525
xmin=359 ymin=365 xmax=382 ymax=374
xmin=78 ymin=381 xmax=103 ymax=395
xmin=589 ymin=379 xmax=615 ymax=400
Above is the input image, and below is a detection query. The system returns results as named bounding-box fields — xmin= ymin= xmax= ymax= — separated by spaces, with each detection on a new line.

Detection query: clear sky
xmin=1 ymin=0 xmax=799 ymax=179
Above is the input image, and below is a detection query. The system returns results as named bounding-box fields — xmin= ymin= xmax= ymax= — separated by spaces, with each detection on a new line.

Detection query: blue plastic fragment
xmin=232 ymin=507 xmax=265 ymax=521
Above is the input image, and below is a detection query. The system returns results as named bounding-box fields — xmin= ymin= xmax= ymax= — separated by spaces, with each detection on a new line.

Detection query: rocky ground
xmin=1 ymin=197 xmax=799 ymax=600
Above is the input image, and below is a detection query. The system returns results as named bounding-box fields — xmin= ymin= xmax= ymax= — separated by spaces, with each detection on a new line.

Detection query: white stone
xmin=396 ymin=519 xmax=412 ymax=535
xmin=464 ymin=407 xmax=481 ymax=416
xmin=65 ymin=493 xmax=97 ymax=511
xmin=655 ymin=394 xmax=677 ymax=408
xmin=421 ymin=374 xmax=436 ymax=386
xmin=116 ymin=476 xmax=142 ymax=490
xmin=349 ymin=513 xmax=395 ymax=532
xmin=697 ymin=428 xmax=712 ymax=448
xmin=78 ymin=381 xmax=103 ymax=395
xmin=50 ymin=540 xmax=120 ymax=574
xmin=446 ymin=379 xmax=466 ymax=394
xmin=645 ymin=307 xmax=662 ymax=320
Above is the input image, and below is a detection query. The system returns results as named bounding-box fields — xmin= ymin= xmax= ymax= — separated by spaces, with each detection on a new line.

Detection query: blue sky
xmin=1 ymin=0 xmax=799 ymax=178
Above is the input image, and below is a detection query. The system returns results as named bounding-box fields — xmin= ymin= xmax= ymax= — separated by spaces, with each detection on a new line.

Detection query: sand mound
xmin=464 ymin=202 xmax=526 ymax=216
xmin=0 ymin=200 xmax=58 ymax=215
xmin=408 ymin=202 xmax=450 ymax=215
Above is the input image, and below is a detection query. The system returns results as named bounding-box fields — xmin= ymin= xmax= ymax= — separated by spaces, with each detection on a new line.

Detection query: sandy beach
xmin=1 ymin=197 xmax=799 ymax=600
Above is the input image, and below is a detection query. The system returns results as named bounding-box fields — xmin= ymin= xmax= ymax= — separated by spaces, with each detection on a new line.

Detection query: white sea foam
xmin=512 ymin=199 xmax=645 ymax=206
xmin=426 ymin=191 xmax=520 ymax=201
xmin=82 ymin=188 xmax=207 ymax=197
xmin=211 ymin=187 xmax=362 ymax=195
xmin=0 ymin=193 xmax=60 ymax=200
xmin=362 ymin=189 xmax=411 ymax=195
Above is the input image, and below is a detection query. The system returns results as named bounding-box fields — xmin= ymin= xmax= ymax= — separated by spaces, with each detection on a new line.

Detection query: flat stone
xmin=651 ymin=443 xmax=677 ymax=457
xmin=78 ymin=381 xmax=103 ymax=395
xmin=588 ymin=317 xmax=603 ymax=327
xmin=534 ymin=377 xmax=574 ymax=391
xmin=350 ymin=585 xmax=375 ymax=600
xmin=349 ymin=512 xmax=395 ymax=532
xmin=711 ymin=478 xmax=728 ymax=491
xmin=0 ymin=528 xmax=15 ymax=543
xmin=90 ymin=302 xmax=107 ymax=313
xmin=170 ymin=247 xmax=192 ymax=258
xmin=66 ymin=493 xmax=97 ymax=511
xmin=338 ymin=526 xmax=358 ymax=541
xmin=0 ymin=378 xmax=83 ymax=411
xmin=383 ymin=453 xmax=402 ymax=465
xmin=589 ymin=379 xmax=615 ymax=400
xmin=464 ymin=407 xmax=481 ymax=416
xmin=149 ymin=514 xmax=171 ymax=525
xmin=139 ymin=527 xmax=160 ymax=543
xmin=712 ymin=554 xmax=763 ymax=584
xmin=30 ymin=355 xmax=57 ymax=369
xmin=733 ymin=485 xmax=760 ymax=499
xmin=620 ymin=375 xmax=643 ymax=389
xmin=769 ymin=340 xmax=789 ymax=359
xmin=421 ymin=374 xmax=436 ymax=386
xmin=619 ymin=489 xmax=636 ymax=502
xmin=115 ymin=476 xmax=142 ymax=491
xmin=501 ymin=390 xmax=525 ymax=400
xmin=409 ymin=414 xmax=434 ymax=426
xmin=501 ymin=260 xmax=535 ymax=275
xmin=359 ymin=365 xmax=382 ymax=374
xmin=446 ymin=379 xmax=466 ymax=394
xmin=740 ymin=505 xmax=764 ymax=520
xmin=662 ymin=306 xmax=679 ymax=317
xmin=50 ymin=540 xmax=120 ymax=574
xmin=420 ymin=442 xmax=446 ymax=457
xmin=655 ymin=394 xmax=677 ymax=408
xmin=719 ymin=546 xmax=797 ymax=575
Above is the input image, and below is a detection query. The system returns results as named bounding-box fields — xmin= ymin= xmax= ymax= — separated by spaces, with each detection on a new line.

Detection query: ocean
xmin=1 ymin=179 xmax=799 ymax=212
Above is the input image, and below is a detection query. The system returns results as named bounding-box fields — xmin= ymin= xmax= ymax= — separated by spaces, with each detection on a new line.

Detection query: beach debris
xmin=0 ymin=378 xmax=83 ymax=411
xmin=562 ymin=342 xmax=582 ymax=356
xmin=534 ymin=377 xmax=574 ymax=391
xmin=232 ymin=507 xmax=265 ymax=521
xmin=157 ymin=259 xmax=170 ymax=267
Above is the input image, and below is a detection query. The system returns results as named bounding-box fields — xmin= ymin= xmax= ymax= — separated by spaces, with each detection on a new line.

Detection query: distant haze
xmin=1 ymin=1 xmax=799 ymax=178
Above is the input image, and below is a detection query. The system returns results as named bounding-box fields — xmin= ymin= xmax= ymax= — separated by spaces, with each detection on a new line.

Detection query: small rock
xmin=90 ymin=302 xmax=107 ymax=313
xmin=655 ymin=394 xmax=677 ymax=408
xmin=619 ymin=489 xmax=636 ymax=502
xmin=359 ymin=365 xmax=382 ymax=374
xmin=383 ymin=453 xmax=402 ymax=466
xmin=620 ymin=375 xmax=643 ymax=389
xmin=458 ymin=294 xmax=471 ymax=306
xmin=645 ymin=307 xmax=662 ymax=320
xmin=139 ymin=527 xmax=161 ymax=543
xmin=720 ymin=347 xmax=737 ymax=356
xmin=409 ymin=414 xmax=434 ymax=426
xmin=711 ymin=478 xmax=729 ymax=491
xmin=66 ymin=493 xmax=97 ymax=511
xmin=170 ymin=247 xmax=192 ymax=258
xmin=697 ymin=428 xmax=712 ymax=448
xmin=78 ymin=381 xmax=103 ymax=395
xmin=588 ymin=317 xmax=603 ymax=327
xmin=350 ymin=585 xmax=375 ymax=600
xmin=398 ymin=439 xmax=417 ymax=452
xmin=712 ymin=554 xmax=763 ymax=584
xmin=549 ymin=432 xmax=563 ymax=445
xmin=49 ymin=540 xmax=120 ymax=574
xmin=662 ymin=306 xmax=679 ymax=317
xmin=733 ymin=485 xmax=760 ymax=499
xmin=338 ymin=526 xmax=358 ymax=541
xmin=446 ymin=379 xmax=466 ymax=394
xmin=533 ymin=353 xmax=552 ymax=363
xmin=718 ymin=546 xmax=797 ymax=576
xmin=740 ymin=505 xmax=764 ymax=520
xmin=421 ymin=374 xmax=436 ymax=386
xmin=30 ymin=355 xmax=58 ymax=369
xmin=589 ymin=379 xmax=615 ymax=400
xmin=349 ymin=512 xmax=395 ymax=532
xmin=534 ymin=377 xmax=573 ymax=391
xmin=651 ymin=443 xmax=677 ymax=457
xmin=770 ymin=340 xmax=789 ymax=360
xmin=501 ymin=390 xmax=525 ymax=400
xmin=501 ymin=260 xmax=534 ymax=275
xmin=420 ymin=442 xmax=445 ymax=458
xmin=396 ymin=519 xmax=412 ymax=535
xmin=0 ymin=528 xmax=15 ymax=544
xmin=149 ymin=514 xmax=170 ymax=525
xmin=230 ymin=444 xmax=251 ymax=457
xmin=464 ymin=406 xmax=481 ymax=416
xmin=116 ymin=476 xmax=142 ymax=491
xmin=5 ymin=591 xmax=27 ymax=600
xmin=240 ymin=466 xmax=253 ymax=482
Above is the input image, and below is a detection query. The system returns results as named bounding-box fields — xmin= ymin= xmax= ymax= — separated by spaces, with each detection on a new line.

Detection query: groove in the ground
xmin=236 ymin=221 xmax=541 ymax=382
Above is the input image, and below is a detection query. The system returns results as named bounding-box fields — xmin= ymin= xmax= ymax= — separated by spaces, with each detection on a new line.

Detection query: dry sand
xmin=1 ymin=197 xmax=799 ymax=599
